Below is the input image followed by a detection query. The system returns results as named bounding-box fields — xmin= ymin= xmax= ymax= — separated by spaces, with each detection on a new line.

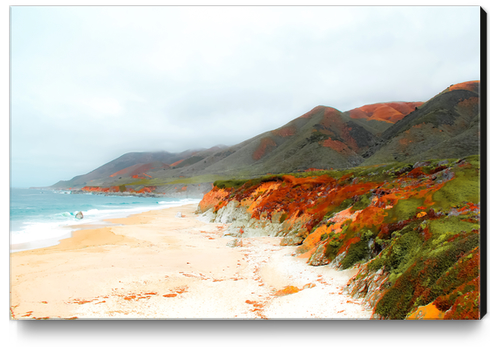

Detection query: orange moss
xmin=134 ymin=186 xmax=156 ymax=194
xmin=406 ymin=303 xmax=445 ymax=320
xmin=448 ymin=80 xmax=480 ymax=93
xmin=296 ymin=224 xmax=330 ymax=257
xmin=170 ymin=159 xmax=185 ymax=167
xmin=348 ymin=102 xmax=423 ymax=124
xmin=198 ymin=186 xmax=231 ymax=212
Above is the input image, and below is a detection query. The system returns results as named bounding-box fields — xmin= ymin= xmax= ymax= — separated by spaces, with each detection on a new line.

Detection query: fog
xmin=10 ymin=6 xmax=480 ymax=187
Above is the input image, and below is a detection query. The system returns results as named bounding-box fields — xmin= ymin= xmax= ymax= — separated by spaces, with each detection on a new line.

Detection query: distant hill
xmin=50 ymin=81 xmax=480 ymax=192
xmin=363 ymin=81 xmax=480 ymax=164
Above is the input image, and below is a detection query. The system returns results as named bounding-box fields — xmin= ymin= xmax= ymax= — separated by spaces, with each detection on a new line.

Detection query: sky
xmin=9 ymin=5 xmax=481 ymax=188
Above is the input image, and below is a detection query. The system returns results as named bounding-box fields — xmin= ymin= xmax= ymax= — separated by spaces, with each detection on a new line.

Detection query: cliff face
xmin=198 ymin=155 xmax=481 ymax=319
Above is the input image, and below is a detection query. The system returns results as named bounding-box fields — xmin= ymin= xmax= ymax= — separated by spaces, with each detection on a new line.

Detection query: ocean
xmin=10 ymin=188 xmax=201 ymax=252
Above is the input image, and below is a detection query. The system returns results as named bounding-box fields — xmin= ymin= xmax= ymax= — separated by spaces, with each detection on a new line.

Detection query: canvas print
xmin=10 ymin=6 xmax=483 ymax=320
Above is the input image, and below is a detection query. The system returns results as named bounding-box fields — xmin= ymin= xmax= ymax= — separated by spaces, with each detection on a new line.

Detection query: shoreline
xmin=10 ymin=194 xmax=202 ymax=253
xmin=10 ymin=203 xmax=372 ymax=320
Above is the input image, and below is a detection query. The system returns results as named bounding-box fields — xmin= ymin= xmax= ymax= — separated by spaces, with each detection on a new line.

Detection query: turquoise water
xmin=10 ymin=188 xmax=200 ymax=251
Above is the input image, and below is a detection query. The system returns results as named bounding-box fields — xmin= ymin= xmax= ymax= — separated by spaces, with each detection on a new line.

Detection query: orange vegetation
xmin=348 ymin=102 xmax=423 ymax=124
xmin=448 ymin=80 xmax=480 ymax=93
xmin=198 ymin=185 xmax=231 ymax=212
xmin=406 ymin=303 xmax=445 ymax=320
xmin=252 ymin=137 xmax=277 ymax=161
xmin=170 ymin=159 xmax=185 ymax=167
xmin=322 ymin=138 xmax=353 ymax=153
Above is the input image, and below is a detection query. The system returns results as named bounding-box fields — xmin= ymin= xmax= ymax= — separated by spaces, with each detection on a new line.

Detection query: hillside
xmin=364 ymin=81 xmax=480 ymax=164
xmin=198 ymin=155 xmax=481 ymax=319
xmin=50 ymin=80 xmax=480 ymax=197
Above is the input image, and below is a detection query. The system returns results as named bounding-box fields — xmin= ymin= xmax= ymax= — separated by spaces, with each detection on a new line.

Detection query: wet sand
xmin=9 ymin=204 xmax=372 ymax=319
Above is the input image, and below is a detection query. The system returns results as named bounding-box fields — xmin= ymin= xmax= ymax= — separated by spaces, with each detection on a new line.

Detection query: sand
xmin=9 ymin=204 xmax=372 ymax=320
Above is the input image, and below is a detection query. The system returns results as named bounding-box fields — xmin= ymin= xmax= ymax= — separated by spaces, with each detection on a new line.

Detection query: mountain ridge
xmin=49 ymin=80 xmax=480 ymax=195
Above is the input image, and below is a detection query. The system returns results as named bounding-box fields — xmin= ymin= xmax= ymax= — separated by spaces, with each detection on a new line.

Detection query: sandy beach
xmin=10 ymin=204 xmax=372 ymax=320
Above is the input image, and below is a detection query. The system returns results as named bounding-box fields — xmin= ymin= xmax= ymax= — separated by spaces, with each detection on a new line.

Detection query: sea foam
xmin=10 ymin=188 xmax=201 ymax=252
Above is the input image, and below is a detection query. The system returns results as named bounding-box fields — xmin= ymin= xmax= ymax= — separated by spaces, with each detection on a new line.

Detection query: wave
xmin=11 ymin=197 xmax=201 ymax=251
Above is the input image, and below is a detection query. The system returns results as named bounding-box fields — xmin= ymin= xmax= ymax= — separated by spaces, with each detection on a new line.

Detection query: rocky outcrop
xmin=200 ymin=200 xmax=291 ymax=238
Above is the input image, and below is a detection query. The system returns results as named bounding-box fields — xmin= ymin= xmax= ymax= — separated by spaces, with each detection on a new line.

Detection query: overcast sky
xmin=10 ymin=5 xmax=480 ymax=188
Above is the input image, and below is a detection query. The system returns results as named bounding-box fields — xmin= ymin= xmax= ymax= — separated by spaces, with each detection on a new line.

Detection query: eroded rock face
xmin=343 ymin=265 xmax=390 ymax=313
xmin=205 ymin=200 xmax=292 ymax=238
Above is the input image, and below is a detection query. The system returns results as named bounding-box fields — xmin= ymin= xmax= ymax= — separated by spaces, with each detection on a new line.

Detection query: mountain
xmin=362 ymin=80 xmax=480 ymax=164
xmin=50 ymin=80 xmax=480 ymax=194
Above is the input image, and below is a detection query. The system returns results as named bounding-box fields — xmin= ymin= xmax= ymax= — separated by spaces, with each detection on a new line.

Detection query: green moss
xmin=432 ymin=165 xmax=480 ymax=211
xmin=429 ymin=216 xmax=480 ymax=236
xmin=386 ymin=229 xmax=423 ymax=283
xmin=279 ymin=213 xmax=288 ymax=223
xmin=119 ymin=185 xmax=126 ymax=192
xmin=214 ymin=175 xmax=283 ymax=190
xmin=384 ymin=197 xmax=424 ymax=224
xmin=341 ymin=239 xmax=369 ymax=269
xmin=351 ymin=193 xmax=372 ymax=211
xmin=374 ymin=231 xmax=479 ymax=319
xmin=169 ymin=174 xmax=227 ymax=185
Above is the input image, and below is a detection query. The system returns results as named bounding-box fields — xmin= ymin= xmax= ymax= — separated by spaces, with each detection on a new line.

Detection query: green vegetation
xmin=341 ymin=238 xmax=369 ymax=269
xmin=384 ymin=198 xmax=424 ymax=223
xmin=351 ymin=193 xmax=372 ymax=211
xmin=432 ymin=165 xmax=480 ymax=211
xmin=214 ymin=175 xmax=283 ymax=189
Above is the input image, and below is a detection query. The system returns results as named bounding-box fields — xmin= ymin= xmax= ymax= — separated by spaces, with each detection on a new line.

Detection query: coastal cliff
xmin=198 ymin=155 xmax=481 ymax=319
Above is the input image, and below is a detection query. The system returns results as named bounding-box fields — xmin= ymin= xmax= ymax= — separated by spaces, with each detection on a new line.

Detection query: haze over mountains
xmin=51 ymin=81 xmax=480 ymax=192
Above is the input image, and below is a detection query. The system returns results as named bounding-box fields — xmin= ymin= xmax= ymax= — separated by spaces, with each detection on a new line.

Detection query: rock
xmin=196 ymin=209 xmax=216 ymax=223
xmin=308 ymin=243 xmax=328 ymax=266
xmin=413 ymin=161 xmax=430 ymax=168
xmin=226 ymin=238 xmax=243 ymax=248
xmin=75 ymin=211 xmax=83 ymax=220
xmin=280 ymin=235 xmax=303 ymax=246
xmin=175 ymin=212 xmax=182 ymax=218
